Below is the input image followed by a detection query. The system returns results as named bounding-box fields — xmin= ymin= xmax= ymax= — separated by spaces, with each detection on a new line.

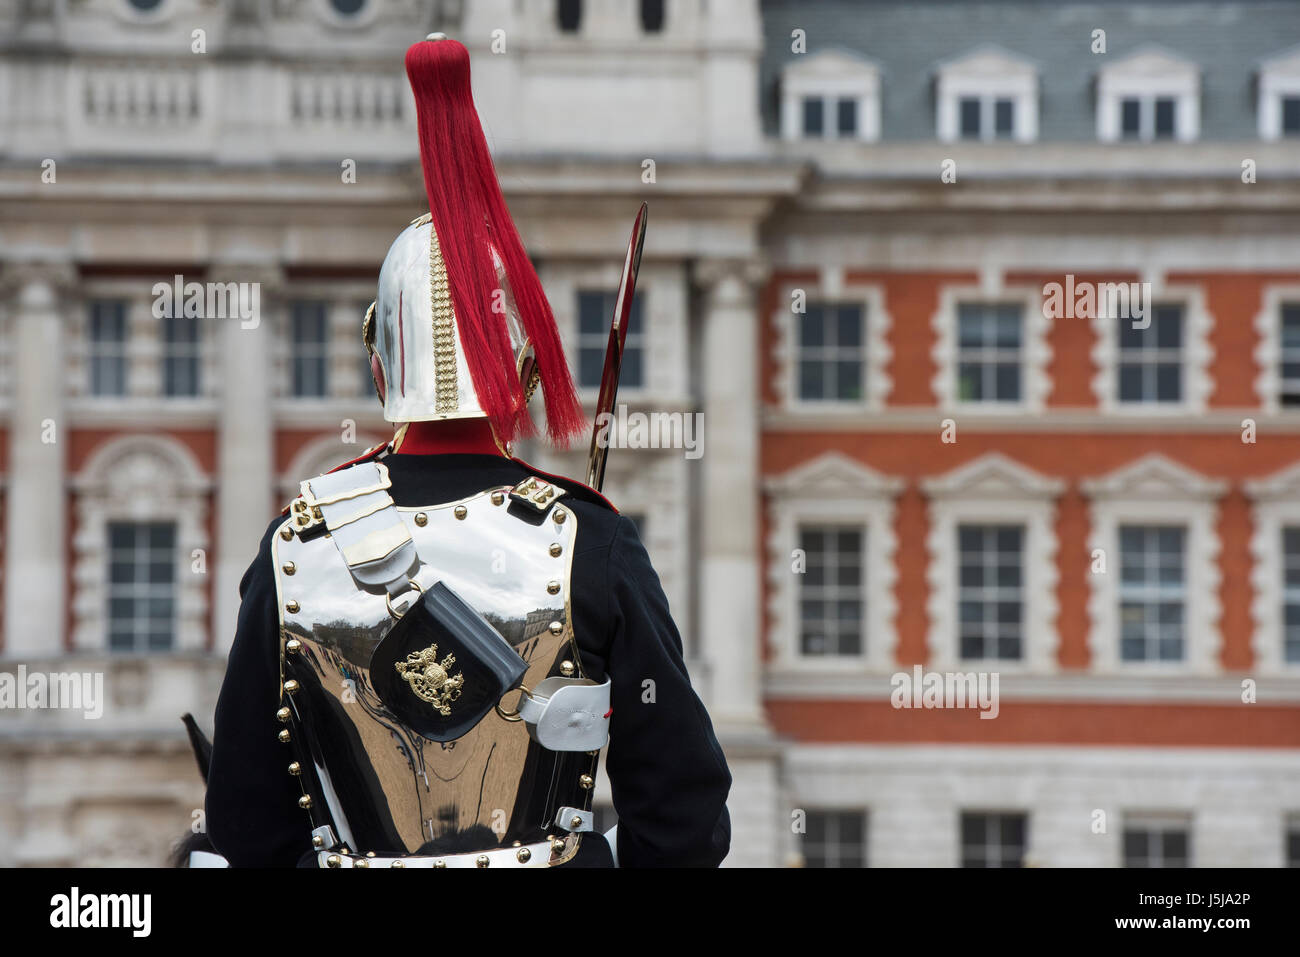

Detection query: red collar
xmin=393 ymin=419 xmax=504 ymax=457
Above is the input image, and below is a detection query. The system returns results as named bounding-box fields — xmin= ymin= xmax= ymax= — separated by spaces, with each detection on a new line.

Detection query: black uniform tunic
xmin=205 ymin=452 xmax=733 ymax=867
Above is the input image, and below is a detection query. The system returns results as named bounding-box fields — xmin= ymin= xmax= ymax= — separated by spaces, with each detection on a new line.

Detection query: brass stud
xmin=454 ymin=505 xmax=468 ymax=520
xmin=311 ymin=834 xmax=324 ymax=848
xmin=491 ymin=491 xmax=505 ymax=506
xmin=367 ymin=851 xmax=376 ymax=858
xmin=286 ymin=638 xmax=302 ymax=655
xmin=279 ymin=527 xmax=293 ymax=541
xmin=570 ymin=815 xmax=584 ymax=829
xmin=355 ymin=858 xmax=369 ymax=868
xmin=547 ymin=580 xmax=561 ymax=595
xmin=299 ymin=795 xmax=313 ymax=810
xmin=560 ymin=660 xmax=575 ymax=677
xmin=476 ymin=855 xmax=490 ymax=868
xmin=553 ymin=509 xmax=567 ymax=524
xmin=579 ymin=774 xmax=594 ymax=789
xmin=278 ymin=729 xmax=291 ymax=743
xmin=512 ymin=840 xmax=522 ymax=847
xmin=391 ymin=861 xmax=405 ymax=868
xmin=550 ymin=838 xmax=566 ymax=853
xmin=414 ymin=512 xmax=428 ymax=527
xmin=288 ymin=761 xmax=302 ymax=776
xmin=516 ymin=847 xmax=531 ymax=863
xmin=276 ymin=707 xmax=292 ymax=722
xmin=549 ymin=543 xmax=562 ymax=557
xmin=282 ymin=561 xmax=296 ymax=575
xmin=285 ymin=600 xmax=300 ymax=614
xmin=548 ymin=621 xmax=563 ymax=636
xmin=433 ymin=860 xmax=446 ymax=869
xmin=284 ymin=679 xmax=300 ymax=694
xmin=326 ymin=854 xmax=341 ymax=868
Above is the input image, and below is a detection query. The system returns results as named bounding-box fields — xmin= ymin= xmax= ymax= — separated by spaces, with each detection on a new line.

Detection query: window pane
xmin=837 ymin=97 xmax=857 ymax=137
xmin=836 ymin=305 xmax=862 ymax=347
xmin=1284 ymin=96 xmax=1300 ymax=135
xmin=577 ymin=291 xmax=607 ymax=335
xmin=798 ymin=524 xmax=865 ymax=657
xmin=557 ymin=0 xmax=581 ymax=32
xmin=163 ymin=317 xmax=202 ymax=397
xmin=802 ymin=96 xmax=824 ymax=136
xmin=89 ymin=300 xmax=128 ymax=397
xmin=290 ymin=302 xmax=329 ymax=398
xmin=1155 ymin=363 xmax=1181 ymax=402
xmin=994 ymin=363 xmax=1020 ymax=400
xmin=1154 ymin=307 xmax=1183 ymax=347
xmin=639 ymin=0 xmax=664 ymax=33
xmin=994 ymin=98 xmax=1014 ymax=138
xmin=1121 ymin=98 xmax=1141 ymax=137
xmin=1154 ymin=98 xmax=1176 ymax=138
xmin=106 ymin=521 xmax=177 ymax=653
xmin=959 ymin=97 xmax=981 ymax=138
xmin=800 ymin=309 xmax=825 ymax=347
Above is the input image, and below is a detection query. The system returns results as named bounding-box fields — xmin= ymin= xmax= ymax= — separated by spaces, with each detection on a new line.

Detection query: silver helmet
xmin=363 ymin=213 xmax=537 ymax=424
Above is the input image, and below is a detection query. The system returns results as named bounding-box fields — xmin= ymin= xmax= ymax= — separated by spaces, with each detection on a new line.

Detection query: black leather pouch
xmin=369 ymin=580 xmax=528 ymax=742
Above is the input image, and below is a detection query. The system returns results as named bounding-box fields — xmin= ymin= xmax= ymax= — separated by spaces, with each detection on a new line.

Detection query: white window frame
xmin=1082 ymin=454 xmax=1226 ymax=675
xmin=1096 ymin=47 xmax=1200 ymax=143
xmin=764 ymin=452 xmax=902 ymax=675
xmin=922 ymin=453 xmax=1062 ymax=674
xmin=1121 ymin=812 xmax=1193 ymax=868
xmin=1090 ymin=282 xmax=1212 ymax=415
xmin=800 ymin=808 xmax=869 ymax=868
xmin=1245 ymin=461 xmax=1300 ymax=674
xmin=935 ymin=47 xmax=1038 ymax=144
xmin=773 ymin=277 xmax=891 ymax=413
xmin=1258 ymin=45 xmax=1300 ymax=141
xmin=931 ymin=286 xmax=1050 ymax=414
xmin=1251 ymin=284 xmax=1300 ymax=413
xmin=959 ymin=810 xmax=1029 ymax=868
xmin=780 ymin=50 xmax=881 ymax=143
xmin=541 ymin=261 xmax=688 ymax=408
xmin=70 ymin=435 xmax=211 ymax=653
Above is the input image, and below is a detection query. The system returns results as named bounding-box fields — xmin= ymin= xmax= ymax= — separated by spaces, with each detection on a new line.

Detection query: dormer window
xmin=1096 ymin=47 xmax=1199 ymax=143
xmin=1259 ymin=45 xmax=1300 ymax=140
xmin=780 ymin=50 xmax=881 ymax=142
xmin=935 ymin=46 xmax=1038 ymax=143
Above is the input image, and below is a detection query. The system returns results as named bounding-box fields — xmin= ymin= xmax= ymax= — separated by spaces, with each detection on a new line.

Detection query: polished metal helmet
xmin=363 ymin=213 xmax=537 ymax=424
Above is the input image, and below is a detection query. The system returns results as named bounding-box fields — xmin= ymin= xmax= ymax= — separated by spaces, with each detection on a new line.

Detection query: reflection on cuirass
xmin=271 ymin=484 xmax=596 ymax=861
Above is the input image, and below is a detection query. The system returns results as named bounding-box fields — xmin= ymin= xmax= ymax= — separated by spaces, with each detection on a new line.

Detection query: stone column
xmin=211 ymin=266 xmax=279 ymax=653
xmin=696 ymin=260 xmax=769 ymax=725
xmin=697 ymin=260 xmax=782 ymax=867
xmin=3 ymin=265 xmax=73 ymax=657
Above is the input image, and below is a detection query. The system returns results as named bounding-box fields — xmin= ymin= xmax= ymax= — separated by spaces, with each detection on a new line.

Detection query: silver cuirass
xmin=271 ymin=461 xmax=605 ymax=868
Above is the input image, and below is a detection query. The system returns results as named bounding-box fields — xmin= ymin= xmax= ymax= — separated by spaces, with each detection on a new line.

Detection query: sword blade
xmin=585 ymin=202 xmax=648 ymax=492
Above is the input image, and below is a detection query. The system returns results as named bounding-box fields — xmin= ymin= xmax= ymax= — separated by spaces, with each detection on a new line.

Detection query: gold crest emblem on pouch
xmin=395 ymin=644 xmax=465 ymax=715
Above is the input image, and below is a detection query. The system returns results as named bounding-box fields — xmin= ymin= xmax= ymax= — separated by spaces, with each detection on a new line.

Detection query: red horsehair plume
xmin=404 ymin=37 xmax=587 ymax=446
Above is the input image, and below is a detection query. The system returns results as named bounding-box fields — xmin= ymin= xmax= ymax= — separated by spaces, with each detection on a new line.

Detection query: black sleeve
xmin=600 ymin=515 xmax=733 ymax=867
xmin=206 ymin=519 xmax=313 ymax=867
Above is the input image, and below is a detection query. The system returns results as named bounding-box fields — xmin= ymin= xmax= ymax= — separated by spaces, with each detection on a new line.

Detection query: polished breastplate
xmin=271 ymin=463 xmax=603 ymax=867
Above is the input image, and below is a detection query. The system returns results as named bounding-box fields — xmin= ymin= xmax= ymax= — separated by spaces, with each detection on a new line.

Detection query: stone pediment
xmin=783 ymin=48 xmax=881 ymax=80
xmin=763 ymin=451 xmax=902 ymax=499
xmin=921 ymin=452 xmax=1063 ymax=501
xmin=1081 ymin=453 xmax=1225 ymax=500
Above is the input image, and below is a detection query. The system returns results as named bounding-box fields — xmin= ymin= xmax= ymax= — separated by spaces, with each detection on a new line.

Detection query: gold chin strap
xmin=391 ymin=422 xmax=411 ymax=453
xmin=489 ymin=421 xmax=513 ymax=459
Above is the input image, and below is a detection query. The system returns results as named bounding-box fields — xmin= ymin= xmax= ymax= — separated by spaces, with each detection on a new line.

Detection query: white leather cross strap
xmin=554 ymin=806 xmax=594 ymax=833
xmin=188 ymin=850 xmax=230 ymax=868
xmin=298 ymin=462 xmax=418 ymax=596
xmin=516 ymin=676 xmax=611 ymax=752
xmin=317 ymin=840 xmax=559 ymax=868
